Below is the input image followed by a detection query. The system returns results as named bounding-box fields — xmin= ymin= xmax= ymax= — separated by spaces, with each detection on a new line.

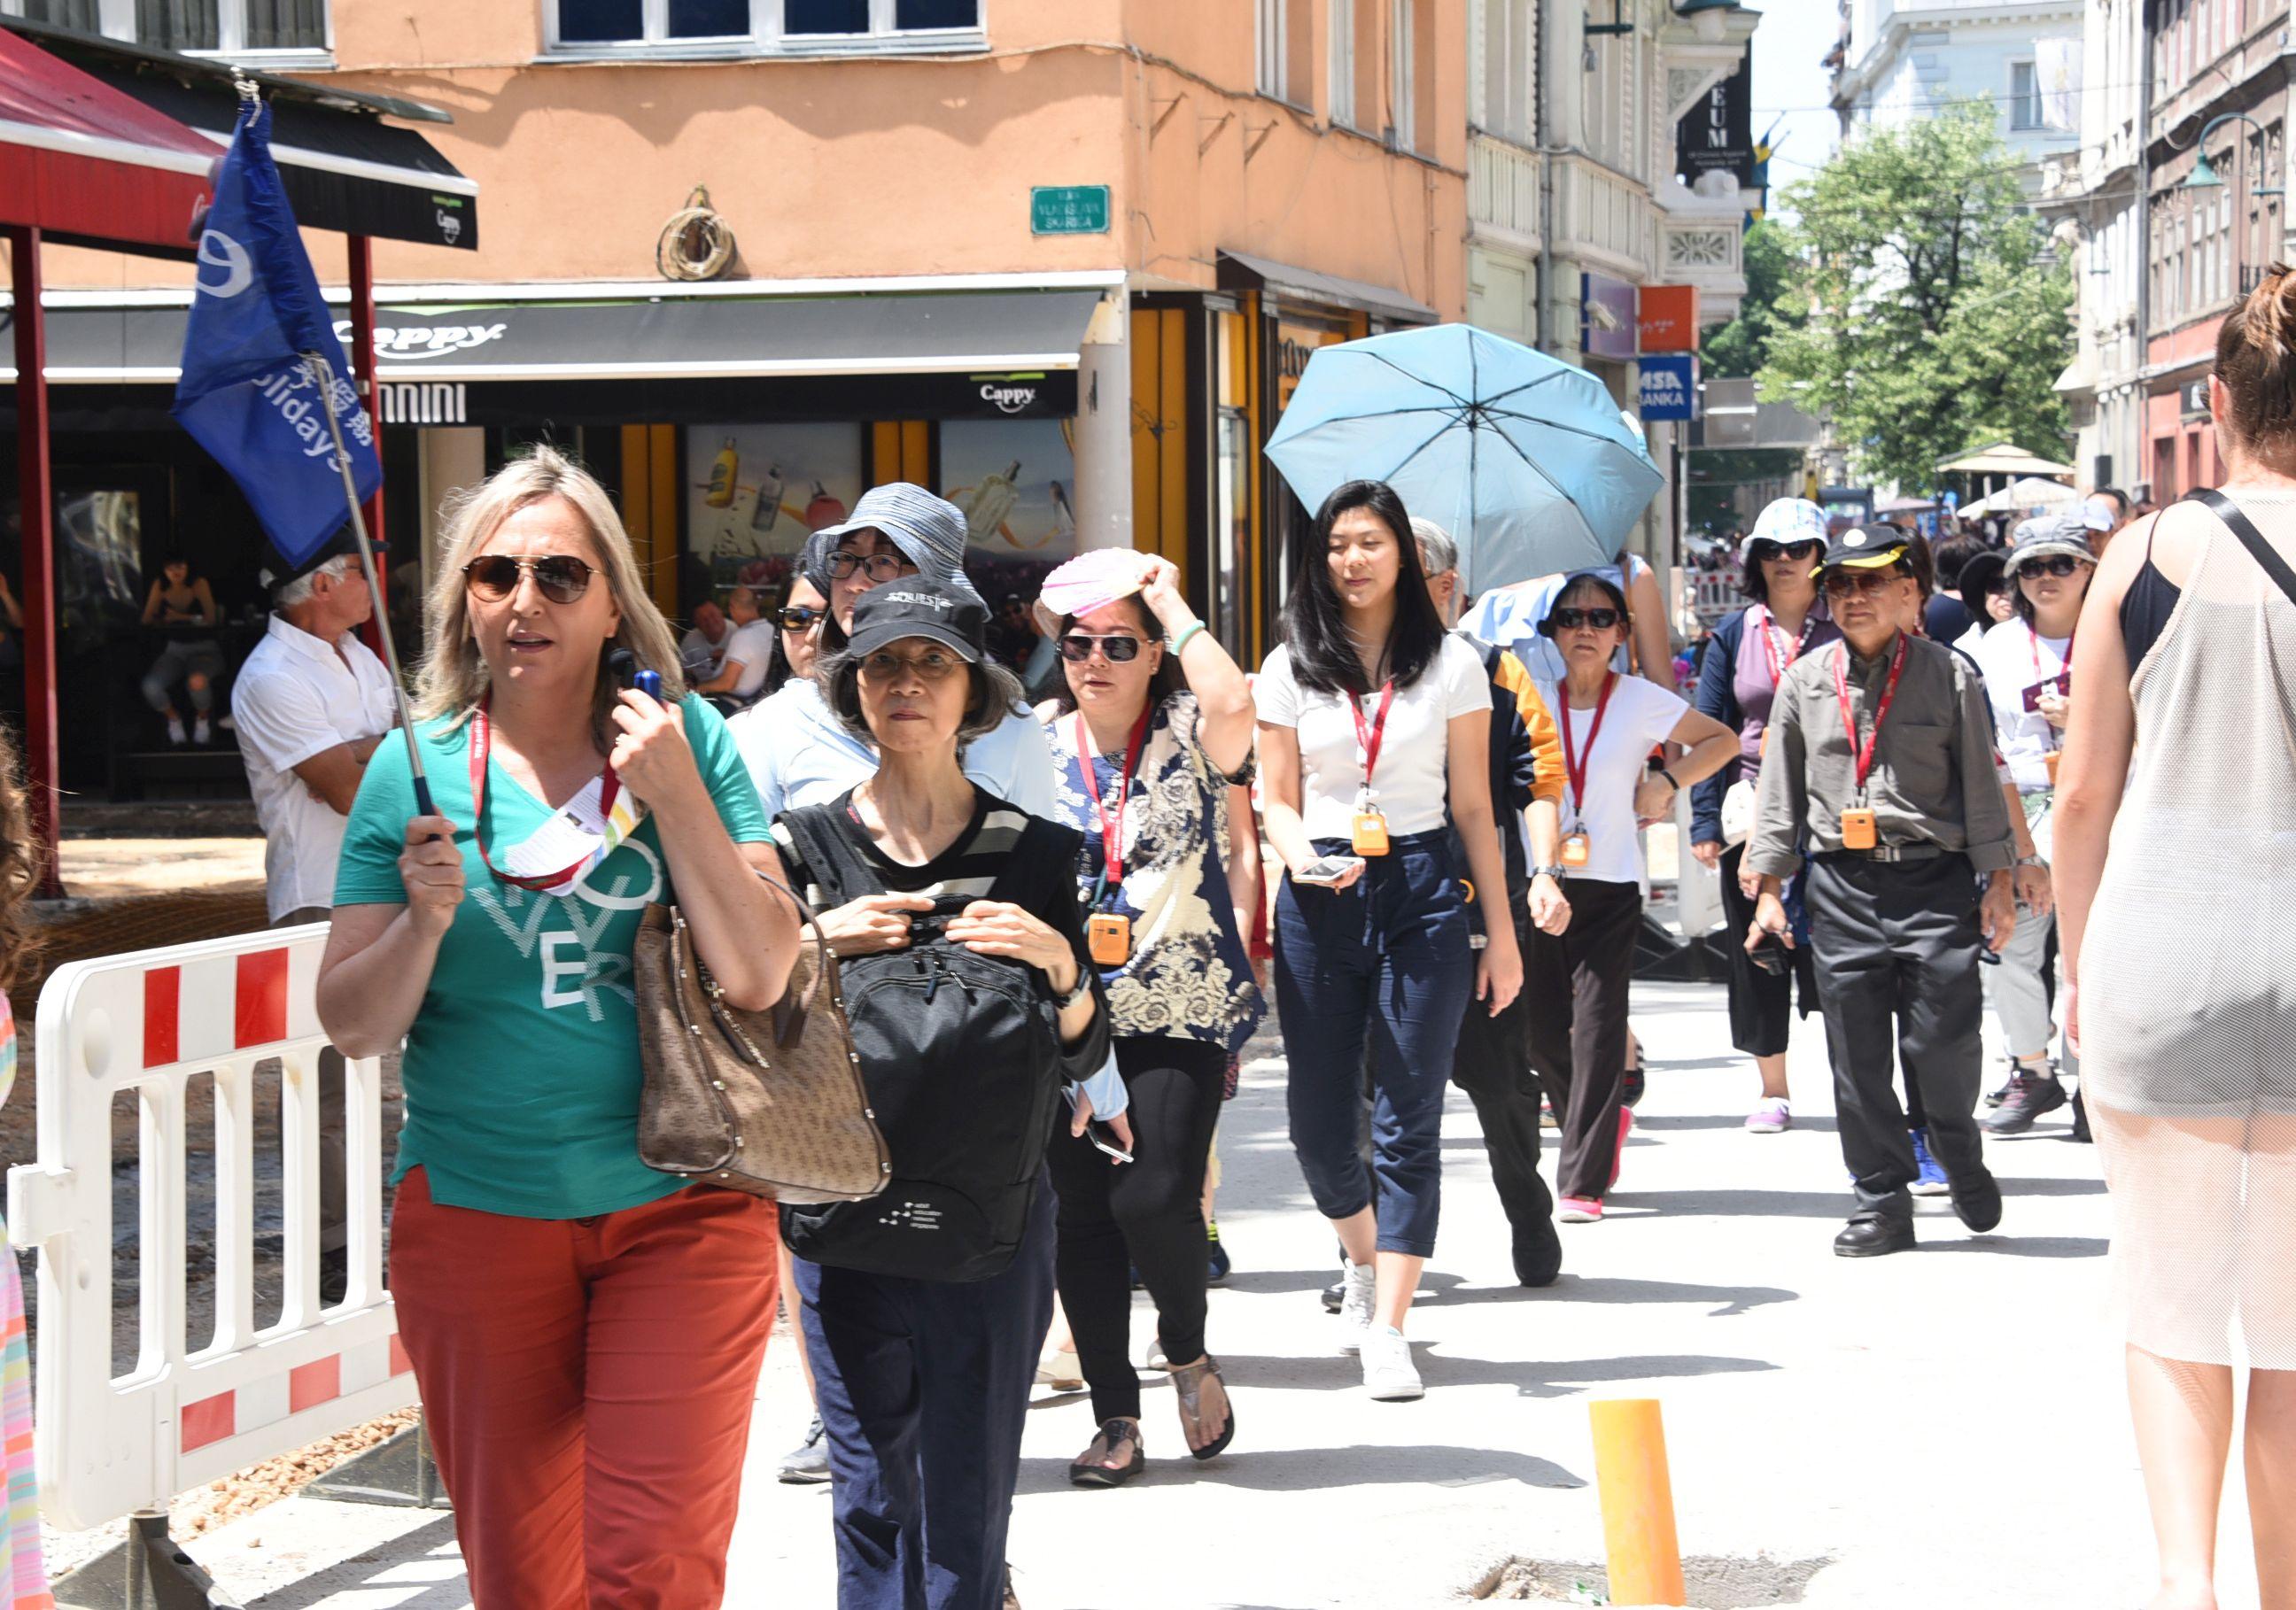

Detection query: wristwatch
xmin=1055 ymin=967 xmax=1097 ymax=1010
xmin=1531 ymin=863 xmax=1569 ymax=881
xmin=2014 ymin=854 xmax=2049 ymax=870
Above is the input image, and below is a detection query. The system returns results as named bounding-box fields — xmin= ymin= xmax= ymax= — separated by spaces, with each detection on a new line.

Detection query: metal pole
xmin=7 ymin=227 xmax=62 ymax=896
xmin=301 ymin=352 xmax=435 ymax=817
xmin=346 ymin=236 xmax=389 ymax=659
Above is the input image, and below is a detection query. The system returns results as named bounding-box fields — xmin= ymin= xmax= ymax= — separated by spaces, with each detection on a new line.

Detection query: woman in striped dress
xmin=0 ymin=724 xmax=54 ymax=1607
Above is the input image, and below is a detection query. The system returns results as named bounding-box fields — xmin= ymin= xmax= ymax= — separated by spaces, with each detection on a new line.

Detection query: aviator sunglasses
xmin=1823 ymin=568 xmax=1900 ymax=599
xmin=462 ymin=553 xmax=597 ymax=604
xmin=1548 ymin=607 xmax=1623 ymax=631
xmin=1058 ymin=633 xmax=1144 ymax=663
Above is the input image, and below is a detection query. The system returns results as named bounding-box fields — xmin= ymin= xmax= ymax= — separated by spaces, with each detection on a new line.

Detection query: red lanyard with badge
xmin=2026 ymin=624 xmax=2074 ymax=785
xmin=468 ymin=699 xmax=635 ymax=894
xmin=1833 ymin=635 xmax=1908 ymax=850
xmin=1755 ymin=604 xmax=1813 ymax=686
xmin=1350 ymin=681 xmax=1397 ymax=856
xmin=1074 ymin=707 xmax=1152 ymax=964
xmin=1556 ymin=672 xmax=1617 ymax=869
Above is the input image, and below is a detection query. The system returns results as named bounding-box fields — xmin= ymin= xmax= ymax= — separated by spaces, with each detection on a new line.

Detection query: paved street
xmin=152 ymin=978 xmax=2215 ymax=1610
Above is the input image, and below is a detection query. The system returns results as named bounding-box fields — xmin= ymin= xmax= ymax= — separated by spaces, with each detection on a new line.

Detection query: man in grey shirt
xmin=1746 ymin=525 xmax=2018 ymax=1258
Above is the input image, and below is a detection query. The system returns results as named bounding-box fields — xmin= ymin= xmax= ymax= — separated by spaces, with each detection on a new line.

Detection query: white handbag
xmin=1719 ymin=777 xmax=1758 ymax=849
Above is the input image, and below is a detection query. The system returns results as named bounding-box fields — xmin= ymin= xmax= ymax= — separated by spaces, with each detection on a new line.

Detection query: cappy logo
xmin=195 ymin=229 xmax=253 ymax=299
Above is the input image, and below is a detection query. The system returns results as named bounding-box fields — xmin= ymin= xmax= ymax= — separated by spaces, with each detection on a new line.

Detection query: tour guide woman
xmin=1534 ymin=573 xmax=1737 ymax=1221
xmin=319 ymin=447 xmax=802 ymax=1608
xmin=1036 ymin=548 xmax=1264 ymax=1484
xmin=770 ymin=579 xmax=1111 ymax=1610
xmin=1257 ymin=479 xmax=1523 ymax=1404
xmin=1688 ymin=498 xmax=1841 ymax=1134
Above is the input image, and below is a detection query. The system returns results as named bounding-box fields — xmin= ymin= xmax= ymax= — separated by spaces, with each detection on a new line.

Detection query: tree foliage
xmin=1702 ymin=221 xmax=1798 ymax=381
xmin=1757 ymin=104 xmax=2074 ymax=494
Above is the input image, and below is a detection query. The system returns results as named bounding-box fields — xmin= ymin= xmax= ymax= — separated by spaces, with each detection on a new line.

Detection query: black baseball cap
xmin=1813 ymin=524 xmax=1911 ymax=577
xmin=846 ymin=577 xmax=988 ymax=662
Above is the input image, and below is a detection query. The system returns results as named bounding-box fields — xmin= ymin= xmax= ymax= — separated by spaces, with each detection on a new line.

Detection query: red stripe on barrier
xmin=235 ymin=948 xmax=290 ymax=1049
xmin=143 ymin=966 xmax=180 ymax=1069
xmin=289 ymin=1355 xmax=341 ymax=1414
xmin=388 ymin=1335 xmax=412 ymax=1377
xmin=180 ymin=1389 xmax=235 ymax=1453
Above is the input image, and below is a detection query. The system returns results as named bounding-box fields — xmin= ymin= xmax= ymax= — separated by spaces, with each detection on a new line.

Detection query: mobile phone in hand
xmin=1748 ymin=931 xmax=1788 ymax=975
xmin=1082 ymin=1118 xmax=1134 ymax=1164
xmin=1293 ymin=855 xmax=1365 ymax=886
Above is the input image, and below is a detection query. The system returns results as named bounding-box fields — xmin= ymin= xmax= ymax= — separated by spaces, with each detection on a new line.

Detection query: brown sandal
xmin=1067 ymin=1417 xmax=1144 ymax=1488
xmin=1168 ymin=1354 xmax=1235 ymax=1460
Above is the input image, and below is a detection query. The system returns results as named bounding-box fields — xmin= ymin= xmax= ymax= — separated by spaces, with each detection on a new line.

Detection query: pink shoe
xmin=1745 ymin=1097 xmax=1792 ymax=1134
xmin=1558 ymin=1196 xmax=1603 ymax=1223
xmin=1608 ymin=1107 xmax=1633 ymax=1191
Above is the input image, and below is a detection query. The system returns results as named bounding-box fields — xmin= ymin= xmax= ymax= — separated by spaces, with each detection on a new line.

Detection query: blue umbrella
xmin=1265 ymin=324 xmax=1665 ymax=591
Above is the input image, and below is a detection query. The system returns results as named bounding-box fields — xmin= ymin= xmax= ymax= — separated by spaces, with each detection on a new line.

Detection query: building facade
xmin=1830 ymin=0 xmax=2083 ymax=188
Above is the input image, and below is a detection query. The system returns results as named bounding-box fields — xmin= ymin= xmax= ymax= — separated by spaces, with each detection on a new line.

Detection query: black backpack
xmin=774 ymin=802 xmax=1073 ymax=1282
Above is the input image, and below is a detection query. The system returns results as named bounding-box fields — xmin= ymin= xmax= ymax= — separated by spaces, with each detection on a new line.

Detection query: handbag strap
xmin=2188 ymin=488 xmax=2296 ymax=609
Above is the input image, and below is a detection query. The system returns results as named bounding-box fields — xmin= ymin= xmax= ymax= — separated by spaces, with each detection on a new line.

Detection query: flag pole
xmin=301 ymin=351 xmax=437 ymax=817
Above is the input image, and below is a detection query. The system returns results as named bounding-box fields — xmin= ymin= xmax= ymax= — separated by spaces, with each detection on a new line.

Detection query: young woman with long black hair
xmin=1256 ymin=480 xmax=1521 ymax=1402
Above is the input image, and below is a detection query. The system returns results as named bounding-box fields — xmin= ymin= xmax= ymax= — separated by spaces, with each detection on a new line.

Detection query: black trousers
xmin=1523 ymin=878 xmax=1642 ymax=1202
xmin=1047 ymin=1034 xmax=1227 ymax=1423
xmin=1804 ymin=853 xmax=1989 ymax=1217
xmin=1450 ymin=906 xmax=1552 ymax=1235
xmin=1717 ymin=844 xmax=1821 ymax=1059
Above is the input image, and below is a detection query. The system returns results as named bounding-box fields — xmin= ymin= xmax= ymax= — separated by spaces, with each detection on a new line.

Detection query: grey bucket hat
xmin=2003 ymin=513 xmax=2098 ymax=577
xmin=811 ymin=483 xmax=984 ymax=607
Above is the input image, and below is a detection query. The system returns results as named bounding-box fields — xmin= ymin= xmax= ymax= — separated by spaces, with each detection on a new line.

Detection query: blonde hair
xmin=415 ymin=445 xmax=686 ymax=745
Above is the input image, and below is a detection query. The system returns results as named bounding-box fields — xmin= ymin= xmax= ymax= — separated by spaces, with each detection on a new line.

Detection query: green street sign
xmin=1031 ymin=184 xmax=1111 ymax=236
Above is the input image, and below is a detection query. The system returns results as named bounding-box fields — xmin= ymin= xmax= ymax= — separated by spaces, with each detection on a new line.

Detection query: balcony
xmin=1469 ymin=134 xmax=1543 ymax=254
xmin=1655 ymin=180 xmax=1748 ymax=321
xmin=1551 ymin=154 xmax=1657 ymax=283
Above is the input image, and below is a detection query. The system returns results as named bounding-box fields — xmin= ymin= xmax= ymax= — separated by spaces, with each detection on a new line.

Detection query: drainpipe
xmin=2133 ymin=9 xmax=2152 ymax=496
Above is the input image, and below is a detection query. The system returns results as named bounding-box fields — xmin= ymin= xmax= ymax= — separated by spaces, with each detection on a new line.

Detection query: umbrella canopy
xmin=1959 ymin=476 xmax=2079 ymax=517
xmin=1264 ymin=324 xmax=1665 ymax=591
xmin=1935 ymin=441 xmax=2076 ymax=478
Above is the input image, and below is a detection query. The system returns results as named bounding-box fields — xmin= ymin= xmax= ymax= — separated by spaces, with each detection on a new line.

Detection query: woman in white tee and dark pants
xmin=1528 ymin=573 xmax=1737 ymax=1222
xmin=1257 ymin=481 xmax=1522 ymax=1402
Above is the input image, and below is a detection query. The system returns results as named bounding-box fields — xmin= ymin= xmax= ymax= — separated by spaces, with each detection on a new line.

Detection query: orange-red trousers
xmin=389 ymin=1168 xmax=779 ymax=1609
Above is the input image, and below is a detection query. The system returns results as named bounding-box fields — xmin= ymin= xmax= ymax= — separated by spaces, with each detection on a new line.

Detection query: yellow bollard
xmin=1588 ymin=1397 xmax=1687 ymax=1606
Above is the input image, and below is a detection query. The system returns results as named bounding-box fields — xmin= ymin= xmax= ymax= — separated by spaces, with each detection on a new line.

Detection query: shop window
xmin=686 ymin=422 xmax=867 ymax=600
xmin=549 ymin=0 xmax=981 ymax=53
xmin=940 ymin=419 xmax=1078 ymax=603
xmin=107 ymin=0 xmax=328 ymax=53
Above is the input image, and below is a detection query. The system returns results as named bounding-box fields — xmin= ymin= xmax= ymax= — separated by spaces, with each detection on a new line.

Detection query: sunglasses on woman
xmin=777 ymin=605 xmax=826 ymax=631
xmin=2020 ymin=554 xmax=2090 ymax=579
xmin=1751 ymin=538 xmax=1824 ymax=563
xmin=462 ymin=554 xmax=597 ymax=604
xmin=829 ymin=549 xmax=913 ymax=583
xmin=1058 ymin=633 xmax=1143 ymax=663
xmin=1548 ymin=608 xmax=1622 ymax=631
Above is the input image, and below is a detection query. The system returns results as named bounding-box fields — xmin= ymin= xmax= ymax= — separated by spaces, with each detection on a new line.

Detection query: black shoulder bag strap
xmin=2189 ymin=487 xmax=2296 ymax=608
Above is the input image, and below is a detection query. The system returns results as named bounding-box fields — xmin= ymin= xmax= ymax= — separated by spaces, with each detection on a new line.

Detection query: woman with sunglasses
xmin=761 ymin=574 xmax=830 ymax=698
xmin=1688 ymin=499 xmax=1840 ymax=1135
xmin=1533 ymin=575 xmax=1737 ymax=1222
xmin=317 ymin=447 xmax=802 ymax=1607
xmin=1973 ymin=513 xmax=2098 ymax=1138
xmin=1034 ymin=550 xmax=1262 ymax=1483
xmin=1257 ymin=480 xmax=1520 ymax=1401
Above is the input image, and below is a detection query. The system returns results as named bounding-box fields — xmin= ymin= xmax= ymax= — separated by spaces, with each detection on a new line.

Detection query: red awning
xmin=0 ymin=29 xmax=215 ymax=254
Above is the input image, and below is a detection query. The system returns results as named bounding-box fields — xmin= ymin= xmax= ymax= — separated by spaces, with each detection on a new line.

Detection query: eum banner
xmin=173 ymin=100 xmax=380 ymax=568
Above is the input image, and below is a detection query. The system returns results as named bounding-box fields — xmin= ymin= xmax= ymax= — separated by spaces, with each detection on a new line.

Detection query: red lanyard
xmin=1833 ymin=635 xmax=1910 ymax=795
xmin=2028 ymin=624 xmax=2074 ymax=688
xmin=1351 ymin=681 xmax=1398 ymax=793
xmin=1756 ymin=605 xmax=1812 ymax=685
xmin=468 ymin=700 xmax=619 ymax=890
xmin=1074 ymin=706 xmax=1152 ymax=889
xmin=1558 ymin=672 xmax=1617 ymax=822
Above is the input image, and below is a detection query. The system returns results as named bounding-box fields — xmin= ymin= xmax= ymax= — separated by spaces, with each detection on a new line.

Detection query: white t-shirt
xmin=1974 ymin=618 xmax=2069 ymax=793
xmin=1535 ymin=672 xmax=1687 ymax=886
xmin=719 ymin=619 xmax=778 ymax=701
xmin=229 ymin=614 xmax=399 ymax=920
xmin=1256 ymin=635 xmax=1492 ymax=840
xmin=679 ymin=623 xmax=732 ymax=680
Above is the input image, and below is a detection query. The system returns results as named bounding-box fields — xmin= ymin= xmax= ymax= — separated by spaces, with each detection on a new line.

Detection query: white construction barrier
xmin=6 ymin=923 xmax=415 ymax=1533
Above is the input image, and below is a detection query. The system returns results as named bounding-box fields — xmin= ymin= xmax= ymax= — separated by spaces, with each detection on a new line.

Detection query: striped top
xmin=771 ymin=787 xmax=1028 ymax=910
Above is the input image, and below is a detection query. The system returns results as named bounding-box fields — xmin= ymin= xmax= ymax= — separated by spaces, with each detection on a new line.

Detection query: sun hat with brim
xmin=1740 ymin=497 xmax=1831 ymax=556
xmin=845 ymin=578 xmax=989 ymax=663
xmin=2002 ymin=513 xmax=2098 ymax=577
xmin=812 ymin=483 xmax=985 ymax=608
xmin=1030 ymin=547 xmax=1151 ymax=639
xmin=1812 ymin=524 xmax=1912 ymax=576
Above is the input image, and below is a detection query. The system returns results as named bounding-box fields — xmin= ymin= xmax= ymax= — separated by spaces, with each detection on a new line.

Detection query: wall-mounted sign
xmin=1031 ymin=184 xmax=1112 ymax=236
xmin=1639 ymin=353 xmax=1698 ymax=422
xmin=1637 ymin=285 xmax=1702 ymax=353
xmin=376 ymin=381 xmax=468 ymax=425
xmin=1678 ymin=59 xmax=1755 ymax=189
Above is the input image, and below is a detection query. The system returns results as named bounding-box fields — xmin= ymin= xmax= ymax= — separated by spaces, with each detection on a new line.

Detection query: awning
xmin=1959 ymin=476 xmax=2080 ymax=517
xmin=1935 ymin=441 xmax=2077 ymax=477
xmin=2 ymin=16 xmax=476 ymax=252
xmin=1216 ymin=250 xmax=1438 ymax=325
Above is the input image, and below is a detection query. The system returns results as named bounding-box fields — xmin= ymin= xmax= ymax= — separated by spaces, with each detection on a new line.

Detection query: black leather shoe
xmin=1513 ymin=1215 xmax=1563 ymax=1288
xmin=1834 ymin=1214 xmax=1916 ymax=1258
xmin=1950 ymin=1170 xmax=2004 ymax=1233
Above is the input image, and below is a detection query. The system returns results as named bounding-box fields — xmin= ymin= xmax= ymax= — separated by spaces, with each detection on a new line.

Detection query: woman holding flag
xmin=318 ymin=448 xmax=800 ymax=1608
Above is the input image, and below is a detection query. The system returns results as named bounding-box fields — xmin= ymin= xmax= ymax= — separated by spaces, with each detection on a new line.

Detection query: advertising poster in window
xmin=686 ymin=422 xmax=865 ymax=600
xmin=940 ymin=418 xmax=1078 ymax=605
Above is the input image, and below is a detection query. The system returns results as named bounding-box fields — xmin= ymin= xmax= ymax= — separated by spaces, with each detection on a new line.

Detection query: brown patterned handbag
xmin=633 ymin=879 xmax=890 ymax=1204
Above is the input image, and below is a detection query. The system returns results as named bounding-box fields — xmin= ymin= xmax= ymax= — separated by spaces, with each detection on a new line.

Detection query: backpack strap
xmin=2189 ymin=488 xmax=2296 ymax=609
xmin=776 ymin=798 xmax=884 ymax=909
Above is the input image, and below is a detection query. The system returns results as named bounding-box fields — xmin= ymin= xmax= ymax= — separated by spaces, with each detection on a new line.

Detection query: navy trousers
xmin=796 ymin=1174 xmax=1057 ymax=1610
xmin=1273 ymin=831 xmax=1473 ymax=1258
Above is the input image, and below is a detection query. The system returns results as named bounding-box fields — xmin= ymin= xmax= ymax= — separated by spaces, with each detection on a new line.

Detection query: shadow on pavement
xmin=1928 ymin=1235 xmax=2106 ymax=1258
xmin=1532 ymin=1274 xmax=1799 ymax=1317
xmin=1998 ymin=1175 xmax=2106 ymax=1196
xmin=1632 ymin=1111 xmax=1840 ymax=1134
xmin=1210 ymin=1349 xmax=1780 ymax=1400
xmin=1015 ymin=1443 xmax=1585 ymax=1497
xmin=245 ymin=1513 xmax=464 ymax=1610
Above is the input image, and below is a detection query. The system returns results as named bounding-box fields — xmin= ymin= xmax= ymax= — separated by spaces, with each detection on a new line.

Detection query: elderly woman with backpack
xmin=768 ymin=578 xmax=1112 ymax=1610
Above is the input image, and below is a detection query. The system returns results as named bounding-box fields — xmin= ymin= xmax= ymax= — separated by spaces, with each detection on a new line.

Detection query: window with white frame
xmin=2007 ymin=60 xmax=2040 ymax=132
xmin=1475 ymin=0 xmax=1534 ymax=146
xmin=1330 ymin=0 xmax=1355 ymax=128
xmin=2 ymin=0 xmax=327 ymax=52
xmin=548 ymin=0 xmax=981 ymax=54
xmin=1257 ymin=0 xmax=1287 ymax=99
xmin=1390 ymin=0 xmax=1415 ymax=151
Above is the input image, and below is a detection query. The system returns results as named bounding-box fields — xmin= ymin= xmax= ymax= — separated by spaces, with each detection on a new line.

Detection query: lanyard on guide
xmin=1074 ymin=706 xmax=1152 ymax=902
xmin=1833 ymin=635 xmax=1910 ymax=800
xmin=1351 ymin=681 xmax=1397 ymax=801
xmin=468 ymin=700 xmax=640 ymax=894
xmin=1558 ymin=672 xmax=1617 ymax=828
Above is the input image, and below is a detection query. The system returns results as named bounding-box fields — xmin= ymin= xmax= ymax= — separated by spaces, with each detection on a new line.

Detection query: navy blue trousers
xmin=1273 ymin=832 xmax=1473 ymax=1257
xmin=796 ymin=1175 xmax=1057 ymax=1610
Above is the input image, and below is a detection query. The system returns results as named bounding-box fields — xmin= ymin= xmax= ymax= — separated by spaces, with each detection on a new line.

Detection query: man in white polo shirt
xmin=230 ymin=535 xmax=399 ymax=1299
xmin=694 ymin=584 xmax=776 ymax=712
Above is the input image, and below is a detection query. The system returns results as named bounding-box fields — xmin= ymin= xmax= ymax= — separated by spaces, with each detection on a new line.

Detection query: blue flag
xmin=174 ymin=101 xmax=379 ymax=567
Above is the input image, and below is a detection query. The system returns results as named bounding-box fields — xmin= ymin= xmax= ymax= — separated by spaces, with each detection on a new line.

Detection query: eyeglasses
xmin=1751 ymin=538 xmax=1824 ymax=563
xmin=462 ymin=554 xmax=597 ymax=604
xmin=857 ymin=647 xmax=965 ymax=683
xmin=1548 ymin=608 xmax=1622 ymax=631
xmin=1058 ymin=633 xmax=1143 ymax=663
xmin=776 ymin=605 xmax=826 ymax=632
xmin=1822 ymin=569 xmax=1900 ymax=599
xmin=2020 ymin=554 xmax=2090 ymax=579
xmin=829 ymin=549 xmax=915 ymax=583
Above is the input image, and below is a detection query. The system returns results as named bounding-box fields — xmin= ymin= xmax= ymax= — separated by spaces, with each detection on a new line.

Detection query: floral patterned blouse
xmin=1043 ymin=692 xmax=1267 ymax=1054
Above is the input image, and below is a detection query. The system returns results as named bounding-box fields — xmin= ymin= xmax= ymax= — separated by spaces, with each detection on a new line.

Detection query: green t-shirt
xmin=334 ymin=697 xmax=771 ymax=1219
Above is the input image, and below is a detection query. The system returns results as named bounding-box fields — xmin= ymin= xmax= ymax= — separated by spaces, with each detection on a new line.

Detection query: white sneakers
xmin=1360 ymin=1325 xmax=1423 ymax=1401
xmin=1335 ymin=1259 xmax=1377 ymax=1353
xmin=192 ymin=716 xmax=212 ymax=746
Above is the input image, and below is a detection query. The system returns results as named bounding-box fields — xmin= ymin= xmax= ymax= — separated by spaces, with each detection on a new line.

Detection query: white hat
xmin=1738 ymin=498 xmax=1830 ymax=556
